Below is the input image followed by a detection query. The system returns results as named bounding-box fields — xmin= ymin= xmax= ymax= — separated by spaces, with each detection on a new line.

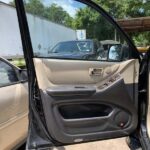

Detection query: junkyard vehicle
xmin=12 ymin=0 xmax=150 ymax=149
xmin=48 ymin=39 xmax=102 ymax=60
xmin=0 ymin=57 xmax=28 ymax=150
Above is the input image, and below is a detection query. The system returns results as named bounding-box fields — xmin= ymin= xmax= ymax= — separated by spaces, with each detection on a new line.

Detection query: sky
xmin=43 ymin=0 xmax=84 ymax=17
xmin=0 ymin=0 xmax=11 ymax=3
xmin=0 ymin=0 xmax=85 ymax=17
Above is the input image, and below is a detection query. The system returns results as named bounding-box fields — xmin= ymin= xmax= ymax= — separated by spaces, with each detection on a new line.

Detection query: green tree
xmin=73 ymin=7 xmax=114 ymax=40
xmin=9 ymin=0 xmax=150 ymax=46
xmin=44 ymin=4 xmax=73 ymax=27
xmin=9 ymin=0 xmax=15 ymax=7
xmin=24 ymin=0 xmax=45 ymax=17
xmin=132 ymin=32 xmax=150 ymax=46
xmin=93 ymin=0 xmax=150 ymax=46
xmin=94 ymin=0 xmax=150 ymax=19
xmin=9 ymin=0 xmax=73 ymax=28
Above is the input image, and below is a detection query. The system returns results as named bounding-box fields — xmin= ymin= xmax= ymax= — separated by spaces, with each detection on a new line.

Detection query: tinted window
xmin=50 ymin=41 xmax=93 ymax=54
xmin=0 ymin=60 xmax=18 ymax=86
xmin=23 ymin=0 xmax=132 ymax=62
xmin=50 ymin=41 xmax=79 ymax=53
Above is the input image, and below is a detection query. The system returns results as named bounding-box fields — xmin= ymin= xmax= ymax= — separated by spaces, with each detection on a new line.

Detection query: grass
xmin=10 ymin=58 xmax=26 ymax=69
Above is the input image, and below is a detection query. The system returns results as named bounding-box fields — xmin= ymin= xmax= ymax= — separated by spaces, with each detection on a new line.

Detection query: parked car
xmin=0 ymin=57 xmax=28 ymax=150
xmin=48 ymin=39 xmax=103 ymax=60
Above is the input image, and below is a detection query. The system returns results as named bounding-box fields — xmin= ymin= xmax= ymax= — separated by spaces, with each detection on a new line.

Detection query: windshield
xmin=50 ymin=41 xmax=93 ymax=54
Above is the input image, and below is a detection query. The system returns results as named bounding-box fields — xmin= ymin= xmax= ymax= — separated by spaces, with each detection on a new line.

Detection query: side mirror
xmin=108 ymin=45 xmax=122 ymax=61
xmin=19 ymin=69 xmax=28 ymax=82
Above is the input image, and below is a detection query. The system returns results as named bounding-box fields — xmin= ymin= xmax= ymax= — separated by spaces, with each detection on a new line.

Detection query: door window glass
xmin=23 ymin=0 xmax=133 ymax=62
xmin=0 ymin=60 xmax=18 ymax=86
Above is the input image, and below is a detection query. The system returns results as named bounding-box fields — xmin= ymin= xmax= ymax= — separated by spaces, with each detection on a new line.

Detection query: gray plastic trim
xmin=40 ymin=78 xmax=138 ymax=143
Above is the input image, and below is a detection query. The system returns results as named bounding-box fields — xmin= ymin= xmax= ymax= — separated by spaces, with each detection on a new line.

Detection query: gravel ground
xmin=18 ymin=138 xmax=129 ymax=150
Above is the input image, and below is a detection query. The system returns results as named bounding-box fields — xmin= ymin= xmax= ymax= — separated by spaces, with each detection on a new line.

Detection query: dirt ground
xmin=52 ymin=138 xmax=129 ymax=150
xmin=18 ymin=138 xmax=130 ymax=150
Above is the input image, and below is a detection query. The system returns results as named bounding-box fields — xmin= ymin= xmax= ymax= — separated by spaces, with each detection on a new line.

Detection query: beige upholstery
xmin=33 ymin=58 xmax=139 ymax=90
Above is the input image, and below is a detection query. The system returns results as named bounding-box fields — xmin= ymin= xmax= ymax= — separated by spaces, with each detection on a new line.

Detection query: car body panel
xmin=48 ymin=40 xmax=101 ymax=60
xmin=0 ymin=57 xmax=28 ymax=150
xmin=0 ymin=113 xmax=28 ymax=150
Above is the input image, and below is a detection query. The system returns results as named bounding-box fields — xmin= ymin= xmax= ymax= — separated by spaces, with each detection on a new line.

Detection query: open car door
xmin=15 ymin=0 xmax=142 ymax=149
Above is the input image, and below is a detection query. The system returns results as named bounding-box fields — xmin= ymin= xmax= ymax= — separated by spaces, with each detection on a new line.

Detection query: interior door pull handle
xmin=89 ymin=68 xmax=103 ymax=76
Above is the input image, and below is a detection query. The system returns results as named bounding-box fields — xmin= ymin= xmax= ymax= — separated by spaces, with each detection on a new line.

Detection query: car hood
xmin=48 ymin=52 xmax=93 ymax=59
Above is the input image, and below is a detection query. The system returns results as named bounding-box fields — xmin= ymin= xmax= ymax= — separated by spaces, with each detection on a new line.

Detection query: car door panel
xmin=34 ymin=58 xmax=139 ymax=101
xmin=33 ymin=58 xmax=139 ymax=86
xmin=32 ymin=58 xmax=139 ymax=143
xmin=40 ymin=81 xmax=137 ymax=143
xmin=15 ymin=0 xmax=141 ymax=148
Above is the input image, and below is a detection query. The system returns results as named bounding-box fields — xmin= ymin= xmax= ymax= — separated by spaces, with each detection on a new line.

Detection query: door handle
xmin=89 ymin=68 xmax=103 ymax=76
